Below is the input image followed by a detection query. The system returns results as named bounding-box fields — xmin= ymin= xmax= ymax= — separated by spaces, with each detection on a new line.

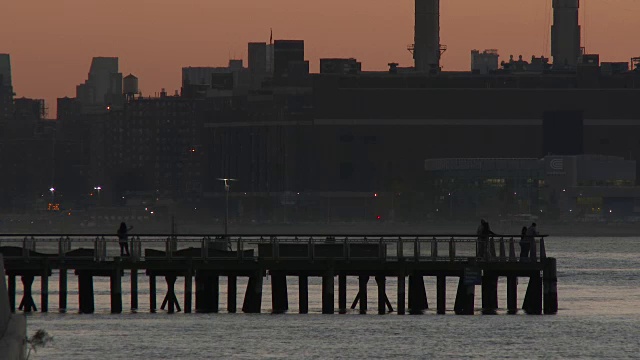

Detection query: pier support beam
xmin=543 ymin=258 xmax=558 ymax=315
xmin=408 ymin=275 xmax=428 ymax=314
xmin=358 ymin=275 xmax=369 ymax=314
xmin=376 ymin=275 xmax=386 ymax=315
xmin=160 ymin=275 xmax=181 ymax=314
xmin=454 ymin=277 xmax=474 ymax=315
xmin=271 ymin=272 xmax=289 ymax=314
xmin=522 ymin=273 xmax=543 ymax=315
xmin=78 ymin=272 xmax=94 ymax=314
xmin=299 ymin=275 xmax=309 ymax=314
xmin=131 ymin=269 xmax=138 ymax=311
xmin=322 ymin=270 xmax=335 ymax=314
xmin=242 ymin=271 xmax=263 ymax=313
xmin=507 ymin=276 xmax=518 ymax=314
xmin=8 ymin=275 xmax=16 ymax=312
xmin=195 ymin=272 xmax=218 ymax=313
xmin=41 ymin=265 xmax=49 ymax=313
xmin=338 ymin=274 xmax=347 ymax=314
xmin=59 ymin=269 xmax=67 ymax=313
xmin=18 ymin=275 xmax=37 ymax=312
xmin=437 ymin=275 xmax=446 ymax=314
xmin=110 ymin=264 xmax=122 ymax=314
xmin=149 ymin=275 xmax=157 ymax=313
xmin=227 ymin=275 xmax=237 ymax=313
xmin=481 ymin=272 xmax=498 ymax=315
xmin=397 ymin=273 xmax=406 ymax=315
xmin=184 ymin=271 xmax=192 ymax=314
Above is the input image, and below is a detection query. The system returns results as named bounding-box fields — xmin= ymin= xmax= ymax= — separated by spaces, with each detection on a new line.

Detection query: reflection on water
xmin=18 ymin=237 xmax=640 ymax=358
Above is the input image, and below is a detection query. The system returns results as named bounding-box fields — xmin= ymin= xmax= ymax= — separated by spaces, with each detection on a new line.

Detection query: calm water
xmin=16 ymin=237 xmax=640 ymax=359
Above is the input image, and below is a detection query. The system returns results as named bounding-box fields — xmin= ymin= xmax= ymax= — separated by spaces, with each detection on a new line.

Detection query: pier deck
xmin=0 ymin=234 xmax=558 ymax=315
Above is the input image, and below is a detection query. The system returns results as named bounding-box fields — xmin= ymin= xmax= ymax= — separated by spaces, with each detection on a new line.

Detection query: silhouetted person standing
xmin=519 ymin=226 xmax=530 ymax=259
xmin=526 ymin=222 xmax=539 ymax=260
xmin=117 ymin=222 xmax=133 ymax=256
xmin=476 ymin=219 xmax=495 ymax=259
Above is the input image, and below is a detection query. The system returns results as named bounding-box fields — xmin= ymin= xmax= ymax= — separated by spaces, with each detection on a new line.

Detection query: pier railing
xmin=0 ymin=234 xmax=548 ymax=263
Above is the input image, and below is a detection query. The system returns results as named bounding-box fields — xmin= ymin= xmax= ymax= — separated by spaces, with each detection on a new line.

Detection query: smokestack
xmin=414 ymin=0 xmax=440 ymax=73
xmin=551 ymin=0 xmax=581 ymax=67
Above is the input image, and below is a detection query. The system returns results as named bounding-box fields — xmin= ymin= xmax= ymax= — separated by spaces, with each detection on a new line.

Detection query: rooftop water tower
xmin=123 ymin=74 xmax=139 ymax=101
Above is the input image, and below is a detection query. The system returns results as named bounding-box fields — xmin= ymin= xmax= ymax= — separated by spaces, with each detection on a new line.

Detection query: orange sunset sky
xmin=1 ymin=0 xmax=639 ymax=117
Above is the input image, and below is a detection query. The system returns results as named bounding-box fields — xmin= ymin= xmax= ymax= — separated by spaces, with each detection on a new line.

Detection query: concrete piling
xmin=358 ymin=275 xmax=368 ymax=314
xmin=322 ymin=270 xmax=335 ymax=314
xmin=523 ymin=273 xmax=543 ymax=315
xmin=299 ymin=275 xmax=309 ymax=314
xmin=149 ymin=275 xmax=156 ymax=313
xmin=408 ymin=275 xmax=428 ymax=314
xmin=271 ymin=272 xmax=289 ymax=314
xmin=59 ymin=269 xmax=67 ymax=313
xmin=376 ymin=275 xmax=386 ymax=315
xmin=338 ymin=274 xmax=347 ymax=314
xmin=8 ymin=275 xmax=16 ymax=312
xmin=397 ymin=273 xmax=406 ymax=315
xmin=18 ymin=275 xmax=37 ymax=312
xmin=131 ymin=269 xmax=138 ymax=311
xmin=110 ymin=265 xmax=123 ymax=314
xmin=507 ymin=276 xmax=518 ymax=314
xmin=454 ymin=276 xmax=474 ymax=315
xmin=184 ymin=271 xmax=192 ymax=314
xmin=437 ymin=275 xmax=446 ymax=314
xmin=481 ymin=272 xmax=498 ymax=315
xmin=543 ymin=258 xmax=558 ymax=315
xmin=227 ymin=275 xmax=237 ymax=313
xmin=242 ymin=271 xmax=263 ymax=313
xmin=41 ymin=266 xmax=49 ymax=313
xmin=78 ymin=272 xmax=94 ymax=314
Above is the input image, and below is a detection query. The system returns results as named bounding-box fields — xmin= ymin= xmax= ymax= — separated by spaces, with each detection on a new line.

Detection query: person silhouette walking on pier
xmin=117 ymin=222 xmax=133 ymax=257
xmin=524 ymin=222 xmax=539 ymax=261
xmin=476 ymin=219 xmax=495 ymax=260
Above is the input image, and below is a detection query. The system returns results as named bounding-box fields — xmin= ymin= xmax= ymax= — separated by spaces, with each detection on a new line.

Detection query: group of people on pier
xmin=476 ymin=219 xmax=539 ymax=261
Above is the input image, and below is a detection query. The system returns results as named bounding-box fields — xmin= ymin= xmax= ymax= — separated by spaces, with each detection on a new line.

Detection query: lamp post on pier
xmin=216 ymin=178 xmax=237 ymax=238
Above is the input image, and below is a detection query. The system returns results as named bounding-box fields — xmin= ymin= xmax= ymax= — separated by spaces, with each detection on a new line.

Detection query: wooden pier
xmin=0 ymin=234 xmax=558 ymax=315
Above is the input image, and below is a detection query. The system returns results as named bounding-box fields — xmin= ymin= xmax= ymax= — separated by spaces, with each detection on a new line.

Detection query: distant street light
xmin=216 ymin=178 xmax=237 ymax=237
xmin=94 ymin=186 xmax=102 ymax=205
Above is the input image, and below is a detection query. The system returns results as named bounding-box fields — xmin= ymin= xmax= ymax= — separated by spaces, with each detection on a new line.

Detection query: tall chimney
xmin=414 ymin=0 xmax=440 ymax=73
xmin=551 ymin=0 xmax=581 ymax=67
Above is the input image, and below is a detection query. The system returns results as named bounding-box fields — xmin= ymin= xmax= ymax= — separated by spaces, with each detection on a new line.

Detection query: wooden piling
xmin=227 ymin=275 xmax=237 ymax=313
xmin=211 ymin=274 xmax=219 ymax=313
xmin=408 ymin=275 xmax=428 ymax=314
xmin=19 ymin=275 xmax=37 ymax=312
xmin=110 ymin=263 xmax=123 ymax=314
xmin=184 ymin=271 xmax=192 ymax=314
xmin=397 ymin=273 xmax=406 ymax=315
xmin=78 ymin=272 xmax=94 ymax=314
xmin=271 ymin=272 xmax=289 ymax=314
xmin=507 ymin=276 xmax=518 ymax=314
xmin=481 ymin=272 xmax=498 ymax=315
xmin=299 ymin=275 xmax=309 ymax=314
xmin=58 ymin=269 xmax=67 ymax=313
xmin=437 ymin=275 xmax=446 ymax=315
xmin=149 ymin=275 xmax=156 ymax=313
xmin=454 ymin=276 xmax=474 ymax=315
xmin=358 ymin=275 xmax=368 ymax=314
xmin=322 ymin=270 xmax=335 ymax=314
xmin=376 ymin=275 xmax=386 ymax=315
xmin=242 ymin=271 xmax=263 ymax=313
xmin=41 ymin=265 xmax=49 ymax=313
xmin=8 ymin=275 xmax=16 ymax=312
xmin=131 ymin=269 xmax=138 ymax=311
xmin=522 ymin=273 xmax=543 ymax=315
xmin=165 ymin=275 xmax=177 ymax=314
xmin=338 ymin=273 xmax=347 ymax=314
xmin=543 ymin=258 xmax=558 ymax=315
